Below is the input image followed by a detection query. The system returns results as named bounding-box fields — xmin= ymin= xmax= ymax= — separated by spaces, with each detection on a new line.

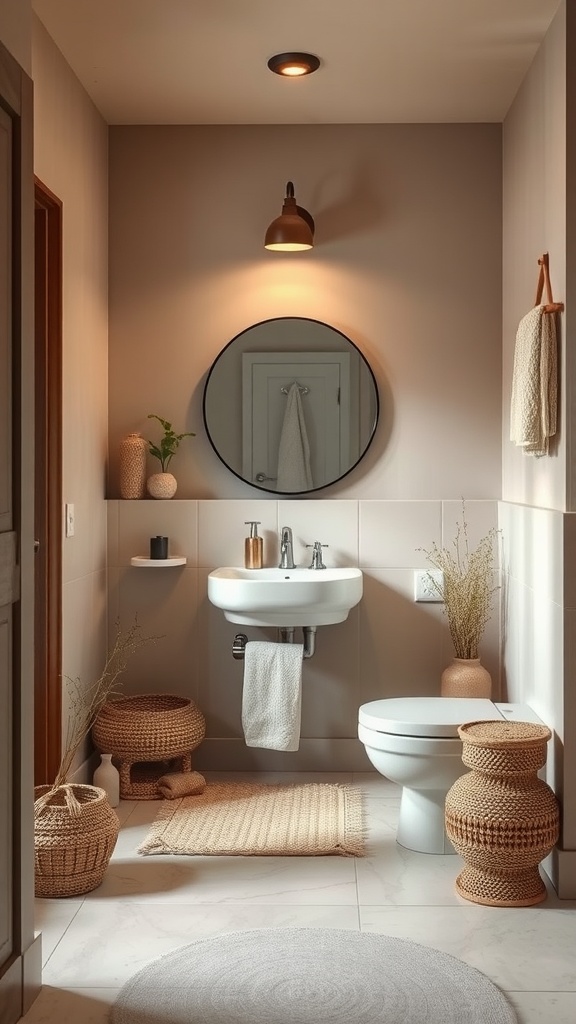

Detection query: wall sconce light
xmin=267 ymin=52 xmax=320 ymax=77
xmin=264 ymin=181 xmax=315 ymax=252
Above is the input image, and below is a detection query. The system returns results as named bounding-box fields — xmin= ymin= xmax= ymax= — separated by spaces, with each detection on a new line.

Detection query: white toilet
xmin=358 ymin=696 xmax=544 ymax=855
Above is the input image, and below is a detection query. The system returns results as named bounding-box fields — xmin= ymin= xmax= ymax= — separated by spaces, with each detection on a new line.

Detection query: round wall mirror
xmin=203 ymin=317 xmax=379 ymax=494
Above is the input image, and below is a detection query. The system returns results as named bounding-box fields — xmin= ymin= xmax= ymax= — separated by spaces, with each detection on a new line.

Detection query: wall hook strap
xmin=280 ymin=381 xmax=310 ymax=395
xmin=536 ymin=253 xmax=564 ymax=313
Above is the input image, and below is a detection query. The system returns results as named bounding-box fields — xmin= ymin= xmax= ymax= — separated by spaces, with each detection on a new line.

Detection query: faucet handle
xmin=306 ymin=541 xmax=328 ymax=569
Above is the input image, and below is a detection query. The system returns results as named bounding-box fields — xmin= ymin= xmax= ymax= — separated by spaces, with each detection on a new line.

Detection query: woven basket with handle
xmin=34 ymin=783 xmax=120 ymax=897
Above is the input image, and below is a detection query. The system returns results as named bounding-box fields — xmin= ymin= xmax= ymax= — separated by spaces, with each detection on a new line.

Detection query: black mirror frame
xmin=202 ymin=316 xmax=379 ymax=495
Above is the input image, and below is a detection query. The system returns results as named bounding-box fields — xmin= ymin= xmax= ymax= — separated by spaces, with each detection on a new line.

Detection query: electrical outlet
xmin=414 ymin=569 xmax=443 ymax=602
xmin=65 ymin=503 xmax=75 ymax=538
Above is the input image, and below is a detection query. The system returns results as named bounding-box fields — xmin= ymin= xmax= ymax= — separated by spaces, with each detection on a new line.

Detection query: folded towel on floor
xmin=241 ymin=641 xmax=303 ymax=751
xmin=157 ymin=771 xmax=206 ymax=799
xmin=510 ymin=305 xmax=557 ymax=457
xmin=277 ymin=383 xmax=313 ymax=492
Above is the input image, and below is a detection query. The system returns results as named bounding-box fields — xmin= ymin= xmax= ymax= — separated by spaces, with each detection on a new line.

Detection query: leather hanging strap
xmin=536 ymin=253 xmax=564 ymax=313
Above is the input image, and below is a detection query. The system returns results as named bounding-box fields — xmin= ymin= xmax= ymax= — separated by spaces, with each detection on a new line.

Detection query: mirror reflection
xmin=203 ymin=317 xmax=379 ymax=494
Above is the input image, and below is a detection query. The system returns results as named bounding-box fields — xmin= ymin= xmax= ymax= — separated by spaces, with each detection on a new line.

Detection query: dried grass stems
xmin=47 ymin=619 xmax=160 ymax=797
xmin=420 ymin=507 xmax=500 ymax=661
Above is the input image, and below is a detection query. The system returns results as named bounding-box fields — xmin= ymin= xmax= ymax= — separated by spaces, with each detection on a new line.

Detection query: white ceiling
xmin=32 ymin=0 xmax=561 ymax=125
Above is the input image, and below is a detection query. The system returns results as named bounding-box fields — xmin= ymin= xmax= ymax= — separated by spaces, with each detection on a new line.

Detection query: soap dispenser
xmin=244 ymin=521 xmax=263 ymax=569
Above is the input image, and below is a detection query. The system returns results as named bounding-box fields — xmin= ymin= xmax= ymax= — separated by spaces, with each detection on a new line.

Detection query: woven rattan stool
xmin=445 ymin=720 xmax=560 ymax=906
xmin=93 ymin=694 xmax=205 ymax=799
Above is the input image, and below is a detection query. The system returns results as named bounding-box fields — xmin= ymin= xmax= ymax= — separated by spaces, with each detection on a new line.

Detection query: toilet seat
xmin=358 ymin=696 xmax=500 ymax=738
xmin=358 ymin=722 xmax=464 ymax=757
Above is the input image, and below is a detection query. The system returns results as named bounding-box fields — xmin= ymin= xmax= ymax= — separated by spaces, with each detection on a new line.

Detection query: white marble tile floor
xmin=23 ymin=772 xmax=576 ymax=1023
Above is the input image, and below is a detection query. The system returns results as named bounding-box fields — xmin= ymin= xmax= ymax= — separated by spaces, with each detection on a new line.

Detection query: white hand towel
xmin=510 ymin=305 xmax=557 ymax=457
xmin=241 ymin=641 xmax=303 ymax=751
xmin=276 ymin=383 xmax=313 ymax=492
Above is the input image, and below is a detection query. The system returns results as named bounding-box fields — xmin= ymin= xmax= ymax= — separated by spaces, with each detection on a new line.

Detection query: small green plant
xmin=147 ymin=414 xmax=195 ymax=472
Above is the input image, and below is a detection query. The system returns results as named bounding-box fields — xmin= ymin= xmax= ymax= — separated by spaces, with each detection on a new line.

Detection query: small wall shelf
xmin=130 ymin=556 xmax=187 ymax=567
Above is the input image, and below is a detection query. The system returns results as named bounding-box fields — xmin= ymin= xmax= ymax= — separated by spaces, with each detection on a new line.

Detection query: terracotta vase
xmin=441 ymin=657 xmax=492 ymax=698
xmin=147 ymin=471 xmax=177 ymax=499
xmin=119 ymin=432 xmax=147 ymax=499
xmin=445 ymin=720 xmax=560 ymax=906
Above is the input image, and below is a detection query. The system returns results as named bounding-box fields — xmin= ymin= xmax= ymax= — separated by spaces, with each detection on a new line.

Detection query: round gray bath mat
xmin=111 ymin=927 xmax=517 ymax=1024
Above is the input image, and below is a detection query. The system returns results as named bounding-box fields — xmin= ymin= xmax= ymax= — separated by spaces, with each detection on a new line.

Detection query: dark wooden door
xmin=34 ymin=179 xmax=62 ymax=786
xmin=0 ymin=91 xmax=15 ymax=990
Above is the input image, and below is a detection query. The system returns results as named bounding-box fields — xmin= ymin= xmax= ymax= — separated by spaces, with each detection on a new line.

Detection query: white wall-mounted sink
xmin=207 ymin=566 xmax=363 ymax=627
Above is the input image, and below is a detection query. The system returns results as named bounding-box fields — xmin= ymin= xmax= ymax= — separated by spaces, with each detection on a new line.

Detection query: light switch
xmin=65 ymin=503 xmax=75 ymax=538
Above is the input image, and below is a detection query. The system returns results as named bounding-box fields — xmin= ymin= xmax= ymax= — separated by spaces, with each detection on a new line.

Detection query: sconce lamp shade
xmin=264 ymin=181 xmax=315 ymax=252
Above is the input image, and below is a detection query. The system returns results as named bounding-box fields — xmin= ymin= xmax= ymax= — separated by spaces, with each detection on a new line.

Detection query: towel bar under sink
xmin=232 ymin=627 xmax=316 ymax=660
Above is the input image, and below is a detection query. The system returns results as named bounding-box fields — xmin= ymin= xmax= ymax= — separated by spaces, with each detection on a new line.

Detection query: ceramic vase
xmin=147 ymin=471 xmax=177 ymax=499
xmin=119 ymin=432 xmax=147 ymax=499
xmin=93 ymin=753 xmax=120 ymax=807
xmin=445 ymin=720 xmax=560 ymax=906
xmin=441 ymin=657 xmax=492 ymax=698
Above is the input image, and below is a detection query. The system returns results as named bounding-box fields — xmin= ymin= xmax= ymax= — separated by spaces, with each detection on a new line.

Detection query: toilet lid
xmin=358 ymin=697 xmax=500 ymax=738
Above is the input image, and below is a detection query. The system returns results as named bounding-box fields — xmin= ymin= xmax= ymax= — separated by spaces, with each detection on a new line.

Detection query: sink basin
xmin=207 ymin=566 xmax=363 ymax=626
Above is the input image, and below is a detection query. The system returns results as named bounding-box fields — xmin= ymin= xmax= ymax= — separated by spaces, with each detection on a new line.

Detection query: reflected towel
xmin=241 ymin=641 xmax=303 ymax=751
xmin=510 ymin=305 xmax=557 ymax=457
xmin=277 ymin=383 xmax=313 ymax=492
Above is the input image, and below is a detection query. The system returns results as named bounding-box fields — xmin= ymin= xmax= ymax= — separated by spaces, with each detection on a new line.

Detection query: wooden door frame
xmin=33 ymin=177 xmax=62 ymax=786
xmin=0 ymin=33 xmax=39 ymax=1024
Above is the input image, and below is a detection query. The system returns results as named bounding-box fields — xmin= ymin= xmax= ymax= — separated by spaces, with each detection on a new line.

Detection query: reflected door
xmin=242 ymin=352 xmax=350 ymax=490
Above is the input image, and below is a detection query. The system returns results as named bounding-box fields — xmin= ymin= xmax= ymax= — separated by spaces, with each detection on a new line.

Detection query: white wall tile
xmin=276 ymin=500 xmax=359 ymax=567
xmin=114 ymin=565 xmax=200 ymax=701
xmin=107 ymin=501 xmax=119 ymax=569
xmin=442 ymin=499 xmax=498 ymax=550
xmin=113 ymin=500 xmax=508 ymax=769
xmin=358 ymin=569 xmax=446 ymax=704
xmin=359 ymin=501 xmax=441 ymax=568
xmin=198 ymin=500 xmax=278 ymax=568
xmin=117 ymin=499 xmax=197 ymax=565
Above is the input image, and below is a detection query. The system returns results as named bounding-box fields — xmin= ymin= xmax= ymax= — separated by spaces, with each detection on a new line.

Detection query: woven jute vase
xmin=445 ymin=720 xmax=560 ymax=907
xmin=440 ymin=657 xmax=492 ymax=698
xmin=119 ymin=432 xmax=147 ymax=499
xmin=34 ymin=783 xmax=120 ymax=898
xmin=93 ymin=694 xmax=206 ymax=799
xmin=147 ymin=471 xmax=177 ymax=499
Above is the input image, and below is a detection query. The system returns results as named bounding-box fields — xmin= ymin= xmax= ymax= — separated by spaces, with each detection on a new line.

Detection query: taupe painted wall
xmin=32 ymin=15 xmax=109 ymax=771
xmin=502 ymin=1 xmax=576 ymax=894
xmin=0 ymin=0 xmax=31 ymax=73
xmin=108 ymin=123 xmax=502 ymax=501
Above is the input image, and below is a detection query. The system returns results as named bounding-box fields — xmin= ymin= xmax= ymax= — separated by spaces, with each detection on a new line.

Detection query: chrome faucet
xmin=307 ymin=541 xmax=328 ymax=570
xmin=279 ymin=526 xmax=296 ymax=569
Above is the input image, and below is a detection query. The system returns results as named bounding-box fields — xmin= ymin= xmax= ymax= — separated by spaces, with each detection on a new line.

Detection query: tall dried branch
xmin=420 ymin=502 xmax=500 ymax=660
xmin=51 ymin=619 xmax=160 ymax=792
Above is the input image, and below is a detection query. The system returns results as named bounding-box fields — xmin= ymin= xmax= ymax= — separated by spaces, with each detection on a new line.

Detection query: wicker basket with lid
xmin=445 ymin=719 xmax=560 ymax=906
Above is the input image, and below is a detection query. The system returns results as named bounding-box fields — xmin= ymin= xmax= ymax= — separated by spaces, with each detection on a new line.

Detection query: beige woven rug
xmin=138 ymin=781 xmax=365 ymax=857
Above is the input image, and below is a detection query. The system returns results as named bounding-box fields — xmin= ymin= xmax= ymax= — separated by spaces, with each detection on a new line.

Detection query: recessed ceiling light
xmin=267 ymin=52 xmax=320 ymax=77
